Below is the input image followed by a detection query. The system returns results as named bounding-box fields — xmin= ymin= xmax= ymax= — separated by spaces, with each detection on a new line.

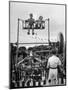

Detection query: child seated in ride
xmin=35 ymin=16 xmax=45 ymax=29
xmin=25 ymin=13 xmax=35 ymax=35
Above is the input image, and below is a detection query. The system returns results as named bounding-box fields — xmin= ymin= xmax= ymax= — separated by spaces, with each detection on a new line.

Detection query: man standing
xmin=47 ymin=50 xmax=61 ymax=85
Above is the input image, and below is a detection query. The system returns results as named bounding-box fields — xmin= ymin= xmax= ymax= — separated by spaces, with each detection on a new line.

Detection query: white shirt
xmin=30 ymin=51 xmax=33 ymax=56
xmin=47 ymin=55 xmax=61 ymax=68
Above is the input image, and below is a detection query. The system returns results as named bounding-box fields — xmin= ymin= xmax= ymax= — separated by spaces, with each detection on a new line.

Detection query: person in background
xmin=47 ymin=50 xmax=61 ymax=85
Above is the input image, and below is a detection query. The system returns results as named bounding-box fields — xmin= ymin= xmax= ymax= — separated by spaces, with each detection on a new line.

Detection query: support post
xmin=48 ymin=18 xmax=50 ymax=55
xmin=48 ymin=18 xmax=50 ymax=43
xmin=16 ymin=18 xmax=19 ymax=65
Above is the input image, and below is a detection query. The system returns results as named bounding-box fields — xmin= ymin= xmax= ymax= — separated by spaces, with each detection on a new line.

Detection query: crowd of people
xmin=10 ymin=43 xmax=66 ymax=88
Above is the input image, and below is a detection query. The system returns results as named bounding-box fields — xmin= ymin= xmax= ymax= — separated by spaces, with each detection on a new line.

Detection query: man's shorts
xmin=48 ymin=68 xmax=58 ymax=81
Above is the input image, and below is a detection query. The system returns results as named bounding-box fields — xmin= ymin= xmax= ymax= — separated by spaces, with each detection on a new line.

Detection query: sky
xmin=10 ymin=2 xmax=65 ymax=46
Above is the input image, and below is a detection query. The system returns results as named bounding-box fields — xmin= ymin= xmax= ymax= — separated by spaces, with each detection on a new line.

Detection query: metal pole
xmin=16 ymin=18 xmax=19 ymax=65
xmin=48 ymin=18 xmax=50 ymax=43
xmin=48 ymin=18 xmax=50 ymax=56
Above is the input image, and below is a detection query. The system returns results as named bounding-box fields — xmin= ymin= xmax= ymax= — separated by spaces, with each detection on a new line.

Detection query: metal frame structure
xmin=15 ymin=18 xmax=50 ymax=64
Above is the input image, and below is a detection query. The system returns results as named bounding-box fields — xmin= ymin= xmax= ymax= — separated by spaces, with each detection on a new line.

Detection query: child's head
xmin=39 ymin=16 xmax=43 ymax=21
xmin=29 ymin=13 xmax=33 ymax=18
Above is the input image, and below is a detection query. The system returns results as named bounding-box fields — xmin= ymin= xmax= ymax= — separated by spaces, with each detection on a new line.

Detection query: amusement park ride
xmin=17 ymin=17 xmax=50 ymax=41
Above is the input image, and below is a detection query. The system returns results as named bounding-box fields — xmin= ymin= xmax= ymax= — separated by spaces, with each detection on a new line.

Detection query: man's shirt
xmin=47 ymin=55 xmax=61 ymax=69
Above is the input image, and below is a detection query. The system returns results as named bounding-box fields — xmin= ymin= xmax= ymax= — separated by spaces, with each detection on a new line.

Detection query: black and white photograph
xmin=9 ymin=1 xmax=66 ymax=89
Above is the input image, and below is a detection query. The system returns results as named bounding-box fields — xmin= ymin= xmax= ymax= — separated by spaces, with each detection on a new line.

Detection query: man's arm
xmin=58 ymin=58 xmax=61 ymax=66
xmin=47 ymin=59 xmax=50 ymax=69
